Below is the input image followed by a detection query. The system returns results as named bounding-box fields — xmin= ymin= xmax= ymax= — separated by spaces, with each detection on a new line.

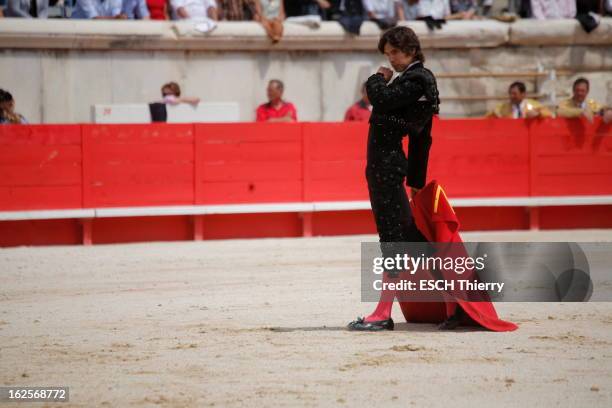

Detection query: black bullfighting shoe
xmin=347 ymin=317 xmax=394 ymax=331
xmin=438 ymin=314 xmax=461 ymax=330
xmin=438 ymin=307 xmax=464 ymax=330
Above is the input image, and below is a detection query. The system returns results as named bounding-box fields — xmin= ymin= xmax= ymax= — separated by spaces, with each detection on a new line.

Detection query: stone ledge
xmin=0 ymin=18 xmax=610 ymax=51
xmin=509 ymin=18 xmax=612 ymax=46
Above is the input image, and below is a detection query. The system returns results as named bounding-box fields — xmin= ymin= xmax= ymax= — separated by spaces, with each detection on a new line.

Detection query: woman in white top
xmin=256 ymin=0 xmax=285 ymax=42
xmin=171 ymin=0 xmax=218 ymax=20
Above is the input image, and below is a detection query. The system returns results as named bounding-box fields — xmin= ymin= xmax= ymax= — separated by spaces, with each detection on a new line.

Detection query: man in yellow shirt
xmin=557 ymin=77 xmax=612 ymax=124
xmin=486 ymin=81 xmax=552 ymax=119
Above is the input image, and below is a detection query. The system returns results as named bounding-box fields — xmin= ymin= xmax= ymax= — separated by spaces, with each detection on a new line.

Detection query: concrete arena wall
xmin=0 ymin=18 xmax=611 ymax=124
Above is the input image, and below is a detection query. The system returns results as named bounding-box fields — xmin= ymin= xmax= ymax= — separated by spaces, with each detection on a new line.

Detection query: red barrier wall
xmin=429 ymin=119 xmax=532 ymax=197
xmin=84 ymin=124 xmax=195 ymax=207
xmin=529 ymin=118 xmax=612 ymax=196
xmin=0 ymin=125 xmax=82 ymax=210
xmin=196 ymin=123 xmax=304 ymax=204
xmin=1 ymin=118 xmax=611 ymax=246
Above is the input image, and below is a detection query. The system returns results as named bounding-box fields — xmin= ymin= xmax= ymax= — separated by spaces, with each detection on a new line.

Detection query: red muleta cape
xmin=398 ymin=180 xmax=518 ymax=332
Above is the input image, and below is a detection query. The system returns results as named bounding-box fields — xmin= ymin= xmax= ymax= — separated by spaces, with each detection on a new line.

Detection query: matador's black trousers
xmin=365 ymin=122 xmax=429 ymax=245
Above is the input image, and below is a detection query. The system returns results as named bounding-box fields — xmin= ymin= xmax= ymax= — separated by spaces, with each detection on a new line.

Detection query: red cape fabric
xmin=398 ymin=180 xmax=518 ymax=332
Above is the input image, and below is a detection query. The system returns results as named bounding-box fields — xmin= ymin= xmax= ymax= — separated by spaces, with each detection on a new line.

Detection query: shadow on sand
xmin=267 ymin=322 xmax=484 ymax=333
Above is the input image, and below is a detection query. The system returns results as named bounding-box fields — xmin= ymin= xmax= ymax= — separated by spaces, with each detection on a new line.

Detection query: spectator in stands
xmin=5 ymin=0 xmax=49 ymax=17
xmin=284 ymin=0 xmax=330 ymax=17
xmin=476 ymin=0 xmax=492 ymax=16
xmin=217 ymin=0 xmax=257 ymax=20
xmin=364 ymin=0 xmax=404 ymax=29
xmin=258 ymin=0 xmax=285 ymax=42
xmin=172 ymin=0 xmax=218 ymax=20
xmin=319 ymin=0 xmax=339 ymax=20
xmin=150 ymin=81 xmax=200 ymax=121
xmin=530 ymin=0 xmax=575 ymax=20
xmin=256 ymin=79 xmax=298 ymax=122
xmin=344 ymin=82 xmax=372 ymax=122
xmin=411 ymin=0 xmax=451 ymax=29
xmin=327 ymin=0 xmax=366 ymax=35
xmin=497 ymin=0 xmax=531 ymax=19
xmin=160 ymin=82 xmax=200 ymax=105
xmin=557 ymin=77 xmax=612 ymax=124
xmin=0 ymin=89 xmax=28 ymax=125
xmin=400 ymin=0 xmax=418 ymax=20
xmin=122 ymin=0 xmax=150 ymax=18
xmin=486 ymin=81 xmax=552 ymax=119
xmin=71 ymin=0 xmax=127 ymax=18
xmin=283 ymin=0 xmax=329 ymax=28
xmin=576 ymin=0 xmax=603 ymax=32
xmin=447 ymin=0 xmax=478 ymax=19
xmin=404 ymin=0 xmax=487 ymax=20
xmin=146 ymin=0 xmax=170 ymax=19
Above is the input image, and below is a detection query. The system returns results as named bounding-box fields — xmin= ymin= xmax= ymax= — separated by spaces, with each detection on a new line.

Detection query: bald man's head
xmin=267 ymin=79 xmax=284 ymax=102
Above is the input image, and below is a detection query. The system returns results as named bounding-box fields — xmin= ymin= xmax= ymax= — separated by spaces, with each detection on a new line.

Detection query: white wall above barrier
xmin=166 ymin=102 xmax=240 ymax=123
xmin=92 ymin=102 xmax=240 ymax=124
xmin=92 ymin=104 xmax=151 ymax=124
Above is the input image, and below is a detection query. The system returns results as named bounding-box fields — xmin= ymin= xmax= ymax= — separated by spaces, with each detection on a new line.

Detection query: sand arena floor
xmin=1 ymin=230 xmax=612 ymax=407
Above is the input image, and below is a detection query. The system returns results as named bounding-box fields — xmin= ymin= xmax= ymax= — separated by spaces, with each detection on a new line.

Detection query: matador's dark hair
xmin=377 ymin=26 xmax=425 ymax=63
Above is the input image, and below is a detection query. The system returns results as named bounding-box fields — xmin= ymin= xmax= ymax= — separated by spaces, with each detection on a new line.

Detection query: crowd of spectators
xmin=256 ymin=79 xmax=298 ymax=122
xmin=149 ymin=81 xmax=201 ymax=121
xmin=486 ymin=81 xmax=552 ymax=119
xmin=486 ymin=78 xmax=612 ymax=123
xmin=0 ymin=89 xmax=27 ymax=124
xmin=2 ymin=75 xmax=611 ymax=125
xmin=344 ymin=82 xmax=372 ymax=121
xmin=1 ymin=1 xmax=612 ymax=37
xmin=152 ymin=75 xmax=609 ymax=126
xmin=146 ymin=76 xmax=612 ymax=125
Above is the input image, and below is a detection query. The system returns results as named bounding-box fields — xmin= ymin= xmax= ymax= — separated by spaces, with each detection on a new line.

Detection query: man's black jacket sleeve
xmin=365 ymin=72 xmax=425 ymax=111
xmin=406 ymin=121 xmax=432 ymax=189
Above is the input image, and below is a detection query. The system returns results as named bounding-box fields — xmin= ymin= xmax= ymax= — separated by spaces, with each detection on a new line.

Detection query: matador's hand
xmin=377 ymin=67 xmax=393 ymax=82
